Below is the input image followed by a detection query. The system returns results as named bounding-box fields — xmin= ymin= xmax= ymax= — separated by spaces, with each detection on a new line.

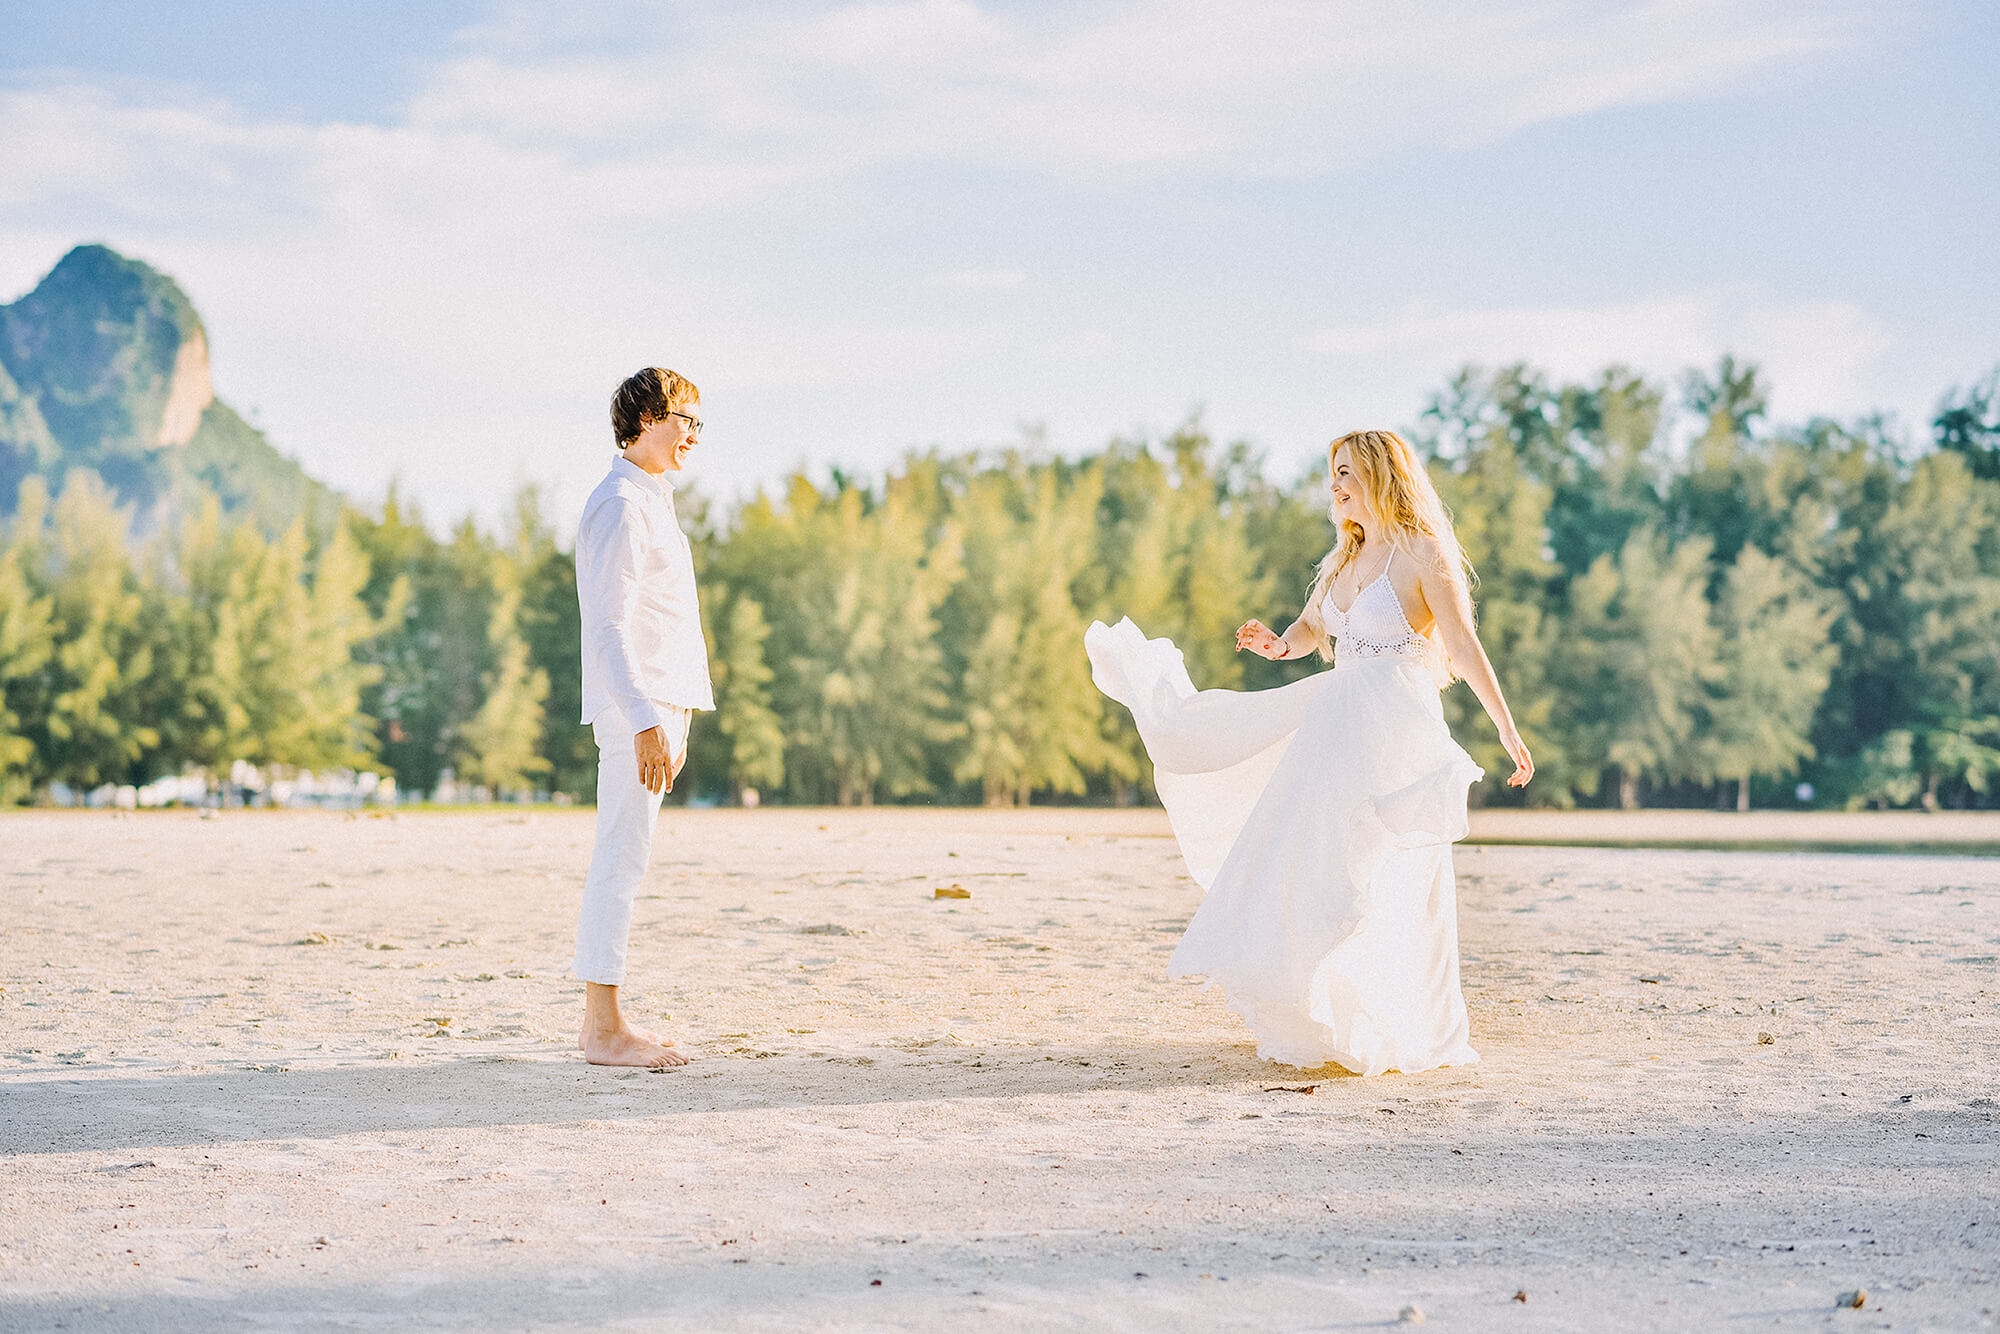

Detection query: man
xmin=573 ymin=367 xmax=713 ymax=1067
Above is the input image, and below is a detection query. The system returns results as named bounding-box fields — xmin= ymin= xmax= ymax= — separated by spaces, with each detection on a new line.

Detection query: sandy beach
xmin=1 ymin=807 xmax=1995 ymax=1331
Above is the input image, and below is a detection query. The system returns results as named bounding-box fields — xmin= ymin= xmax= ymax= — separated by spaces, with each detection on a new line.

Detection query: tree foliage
xmin=4 ymin=359 xmax=1999 ymax=811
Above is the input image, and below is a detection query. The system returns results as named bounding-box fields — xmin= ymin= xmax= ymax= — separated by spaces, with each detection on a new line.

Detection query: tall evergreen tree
xmin=0 ymin=482 xmax=54 ymax=802
xmin=517 ymin=504 xmax=591 ymax=798
xmin=1934 ymin=367 xmax=2000 ymax=482
xmin=732 ymin=469 xmax=962 ymax=804
xmin=348 ymin=488 xmax=440 ymax=791
xmin=950 ymin=462 xmax=1126 ymax=805
xmin=454 ymin=501 xmax=551 ymax=797
xmin=1667 ymin=355 xmax=1768 ymax=565
xmin=712 ymin=593 xmax=784 ymax=799
xmin=152 ymin=496 xmax=261 ymax=772
xmin=1548 ymin=366 xmax=1665 ymax=575
xmin=157 ymin=508 xmax=383 ymax=776
xmin=296 ymin=521 xmax=384 ymax=770
xmin=1701 ymin=545 xmax=1837 ymax=809
xmin=1562 ymin=529 xmax=1719 ymax=807
xmin=29 ymin=471 xmax=156 ymax=789
xmin=1838 ymin=451 xmax=2000 ymax=807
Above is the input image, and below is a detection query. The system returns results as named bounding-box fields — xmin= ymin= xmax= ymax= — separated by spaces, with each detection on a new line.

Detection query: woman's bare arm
xmin=1412 ymin=542 xmax=1534 ymax=788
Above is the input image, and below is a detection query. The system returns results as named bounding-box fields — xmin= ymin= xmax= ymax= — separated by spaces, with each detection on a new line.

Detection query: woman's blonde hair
xmin=1297 ymin=428 xmax=1475 ymax=685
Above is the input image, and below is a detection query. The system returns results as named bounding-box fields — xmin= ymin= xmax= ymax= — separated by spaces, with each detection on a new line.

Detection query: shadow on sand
xmin=0 ymin=1041 xmax=1362 ymax=1156
xmin=0 ymin=1245 xmax=1470 ymax=1334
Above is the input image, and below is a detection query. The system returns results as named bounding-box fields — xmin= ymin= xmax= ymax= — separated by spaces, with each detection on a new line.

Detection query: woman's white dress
xmin=1085 ymin=567 xmax=1484 ymax=1075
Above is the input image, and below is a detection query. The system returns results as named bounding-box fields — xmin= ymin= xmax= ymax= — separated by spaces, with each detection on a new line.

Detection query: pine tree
xmin=1667 ymin=355 xmax=1768 ymax=565
xmin=32 ymin=471 xmax=156 ymax=789
xmin=157 ymin=510 xmax=383 ymax=778
xmin=1548 ymin=366 xmax=1666 ymax=576
xmin=1701 ymin=545 xmax=1837 ymax=809
xmin=156 ymin=494 xmax=260 ymax=772
xmin=956 ymin=607 xmax=1029 ymax=804
xmin=516 ymin=495 xmax=592 ymax=797
xmin=949 ymin=460 xmax=1127 ymax=804
xmin=294 ymin=520 xmax=384 ymax=771
xmin=1934 ymin=366 xmax=2000 ymax=482
xmin=713 ymin=593 xmax=784 ymax=798
xmin=0 ymin=482 xmax=55 ymax=802
xmin=742 ymin=470 xmax=962 ymax=805
xmin=1838 ymin=451 xmax=2000 ymax=807
xmin=348 ymin=487 xmax=442 ymax=792
xmin=1563 ymin=529 xmax=1719 ymax=807
xmin=455 ymin=503 xmax=551 ymax=797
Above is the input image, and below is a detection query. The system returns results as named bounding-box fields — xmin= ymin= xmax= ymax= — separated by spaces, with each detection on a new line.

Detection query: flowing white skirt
xmin=1086 ymin=617 xmax=1484 ymax=1075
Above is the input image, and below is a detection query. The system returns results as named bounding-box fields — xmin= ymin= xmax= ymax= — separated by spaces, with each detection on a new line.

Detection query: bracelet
xmin=1274 ymin=640 xmax=1290 ymax=659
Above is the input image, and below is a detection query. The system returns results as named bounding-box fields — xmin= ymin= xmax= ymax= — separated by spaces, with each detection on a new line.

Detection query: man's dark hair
xmin=611 ymin=368 xmax=700 ymax=449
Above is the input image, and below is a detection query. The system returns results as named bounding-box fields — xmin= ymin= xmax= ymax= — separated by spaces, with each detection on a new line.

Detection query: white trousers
xmin=574 ymin=707 xmax=691 ymax=986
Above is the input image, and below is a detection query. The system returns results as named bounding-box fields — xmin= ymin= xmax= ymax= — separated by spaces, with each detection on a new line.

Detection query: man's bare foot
xmin=580 ymin=1023 xmax=687 ymax=1068
xmin=578 ymin=981 xmax=686 ymax=1067
xmin=577 ymin=1021 xmax=682 ymax=1055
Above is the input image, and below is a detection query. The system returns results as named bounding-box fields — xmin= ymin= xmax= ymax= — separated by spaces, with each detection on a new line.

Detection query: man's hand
xmin=634 ymin=726 xmax=673 ymax=794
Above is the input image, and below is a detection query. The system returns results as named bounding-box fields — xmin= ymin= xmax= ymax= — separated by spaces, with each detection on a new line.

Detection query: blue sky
xmin=3 ymin=1 xmax=1995 ymax=533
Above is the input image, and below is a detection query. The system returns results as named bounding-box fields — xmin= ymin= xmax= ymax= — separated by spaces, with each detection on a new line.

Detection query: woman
xmin=1085 ymin=429 xmax=1532 ymax=1075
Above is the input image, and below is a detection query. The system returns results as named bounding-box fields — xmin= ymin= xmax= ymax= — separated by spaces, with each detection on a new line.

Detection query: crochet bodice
xmin=1322 ymin=561 xmax=1425 ymax=665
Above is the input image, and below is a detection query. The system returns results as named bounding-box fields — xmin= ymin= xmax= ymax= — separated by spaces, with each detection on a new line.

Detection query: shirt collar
xmin=611 ymin=453 xmax=675 ymax=496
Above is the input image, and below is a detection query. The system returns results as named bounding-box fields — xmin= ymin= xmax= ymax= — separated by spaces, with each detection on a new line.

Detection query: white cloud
xmin=0 ymin=1 xmax=1893 ymax=528
xmin=403 ymin=0 xmax=1866 ymax=181
xmin=1304 ymin=288 xmax=1898 ymax=426
xmin=0 ymin=1 xmax=1883 ymax=264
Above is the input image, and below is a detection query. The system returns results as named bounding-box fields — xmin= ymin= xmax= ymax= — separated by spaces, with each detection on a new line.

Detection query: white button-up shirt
xmin=576 ymin=456 xmax=715 ymax=734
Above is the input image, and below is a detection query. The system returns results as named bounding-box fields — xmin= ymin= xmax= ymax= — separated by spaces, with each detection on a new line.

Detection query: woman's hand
xmin=1235 ymin=619 xmax=1292 ymax=660
xmin=1500 ymin=728 xmax=1534 ymax=788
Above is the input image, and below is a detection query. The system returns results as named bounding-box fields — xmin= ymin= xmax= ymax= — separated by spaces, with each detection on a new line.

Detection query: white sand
xmin=1 ymin=807 xmax=1996 ymax=1331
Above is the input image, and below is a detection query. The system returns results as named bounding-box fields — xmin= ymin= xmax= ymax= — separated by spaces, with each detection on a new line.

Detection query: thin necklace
xmin=1346 ymin=542 xmax=1390 ymax=590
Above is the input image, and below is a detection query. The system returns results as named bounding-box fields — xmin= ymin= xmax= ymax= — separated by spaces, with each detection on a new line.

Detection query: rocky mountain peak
xmin=0 ymin=244 xmax=332 ymax=535
xmin=1 ymin=244 xmax=213 ymax=456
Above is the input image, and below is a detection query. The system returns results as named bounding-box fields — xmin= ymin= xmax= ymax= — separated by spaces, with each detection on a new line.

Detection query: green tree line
xmin=2 ymin=358 xmax=1997 ymax=811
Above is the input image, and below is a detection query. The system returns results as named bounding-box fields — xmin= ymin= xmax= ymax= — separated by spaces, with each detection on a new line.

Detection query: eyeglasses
xmin=665 ymin=410 xmax=703 ymax=438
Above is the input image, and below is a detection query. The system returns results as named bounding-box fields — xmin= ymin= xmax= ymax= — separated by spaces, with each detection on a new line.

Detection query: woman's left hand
xmin=1501 ymin=730 xmax=1534 ymax=788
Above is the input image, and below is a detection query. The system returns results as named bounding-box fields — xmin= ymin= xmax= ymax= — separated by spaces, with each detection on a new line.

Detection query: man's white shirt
xmin=576 ymin=455 xmax=715 ymax=735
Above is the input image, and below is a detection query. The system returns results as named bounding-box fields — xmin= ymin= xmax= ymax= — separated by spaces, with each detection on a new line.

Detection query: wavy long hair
xmin=1296 ymin=429 xmax=1475 ymax=685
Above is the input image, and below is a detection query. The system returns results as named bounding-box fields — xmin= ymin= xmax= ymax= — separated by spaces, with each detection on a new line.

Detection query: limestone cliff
xmin=0 ymin=244 xmax=335 ymax=534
